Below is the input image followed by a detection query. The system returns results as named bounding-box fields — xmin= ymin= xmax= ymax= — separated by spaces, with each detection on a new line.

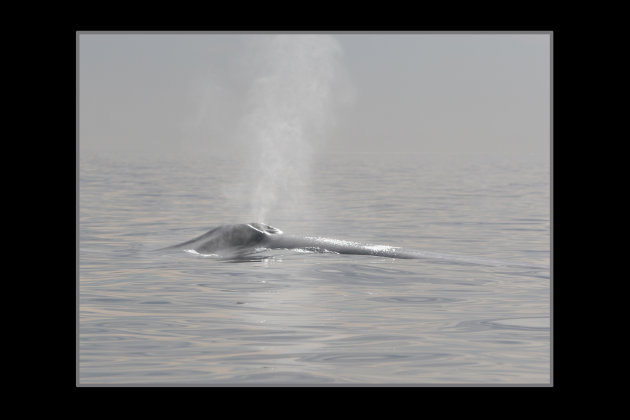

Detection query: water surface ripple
xmin=79 ymin=153 xmax=550 ymax=385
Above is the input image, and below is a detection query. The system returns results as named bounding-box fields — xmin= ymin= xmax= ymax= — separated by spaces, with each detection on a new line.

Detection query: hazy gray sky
xmin=79 ymin=33 xmax=550 ymax=159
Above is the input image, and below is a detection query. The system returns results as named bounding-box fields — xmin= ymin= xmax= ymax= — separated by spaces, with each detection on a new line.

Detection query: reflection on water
xmin=79 ymin=153 xmax=550 ymax=385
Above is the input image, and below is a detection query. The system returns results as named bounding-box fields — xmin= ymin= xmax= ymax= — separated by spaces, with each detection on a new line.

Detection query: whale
xmin=160 ymin=222 xmax=422 ymax=259
xmin=159 ymin=222 xmax=544 ymax=267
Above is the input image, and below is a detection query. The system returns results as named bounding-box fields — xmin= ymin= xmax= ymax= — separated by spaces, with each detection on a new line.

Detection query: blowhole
xmin=248 ymin=222 xmax=283 ymax=235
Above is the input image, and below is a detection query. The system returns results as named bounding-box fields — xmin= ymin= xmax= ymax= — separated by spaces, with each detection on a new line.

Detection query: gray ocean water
xmin=78 ymin=152 xmax=551 ymax=385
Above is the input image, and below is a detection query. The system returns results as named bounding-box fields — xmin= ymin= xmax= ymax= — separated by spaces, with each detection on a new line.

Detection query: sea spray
xmin=238 ymin=35 xmax=348 ymax=226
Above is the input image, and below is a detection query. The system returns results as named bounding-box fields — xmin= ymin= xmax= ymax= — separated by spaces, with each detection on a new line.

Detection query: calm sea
xmin=78 ymin=151 xmax=551 ymax=385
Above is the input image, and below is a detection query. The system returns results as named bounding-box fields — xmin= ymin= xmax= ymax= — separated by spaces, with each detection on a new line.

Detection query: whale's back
xmin=166 ymin=223 xmax=275 ymax=254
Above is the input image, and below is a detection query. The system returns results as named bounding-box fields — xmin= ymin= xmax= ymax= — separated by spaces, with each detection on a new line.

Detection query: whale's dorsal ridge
xmin=162 ymin=222 xmax=420 ymax=259
xmin=159 ymin=222 xmax=541 ymax=266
